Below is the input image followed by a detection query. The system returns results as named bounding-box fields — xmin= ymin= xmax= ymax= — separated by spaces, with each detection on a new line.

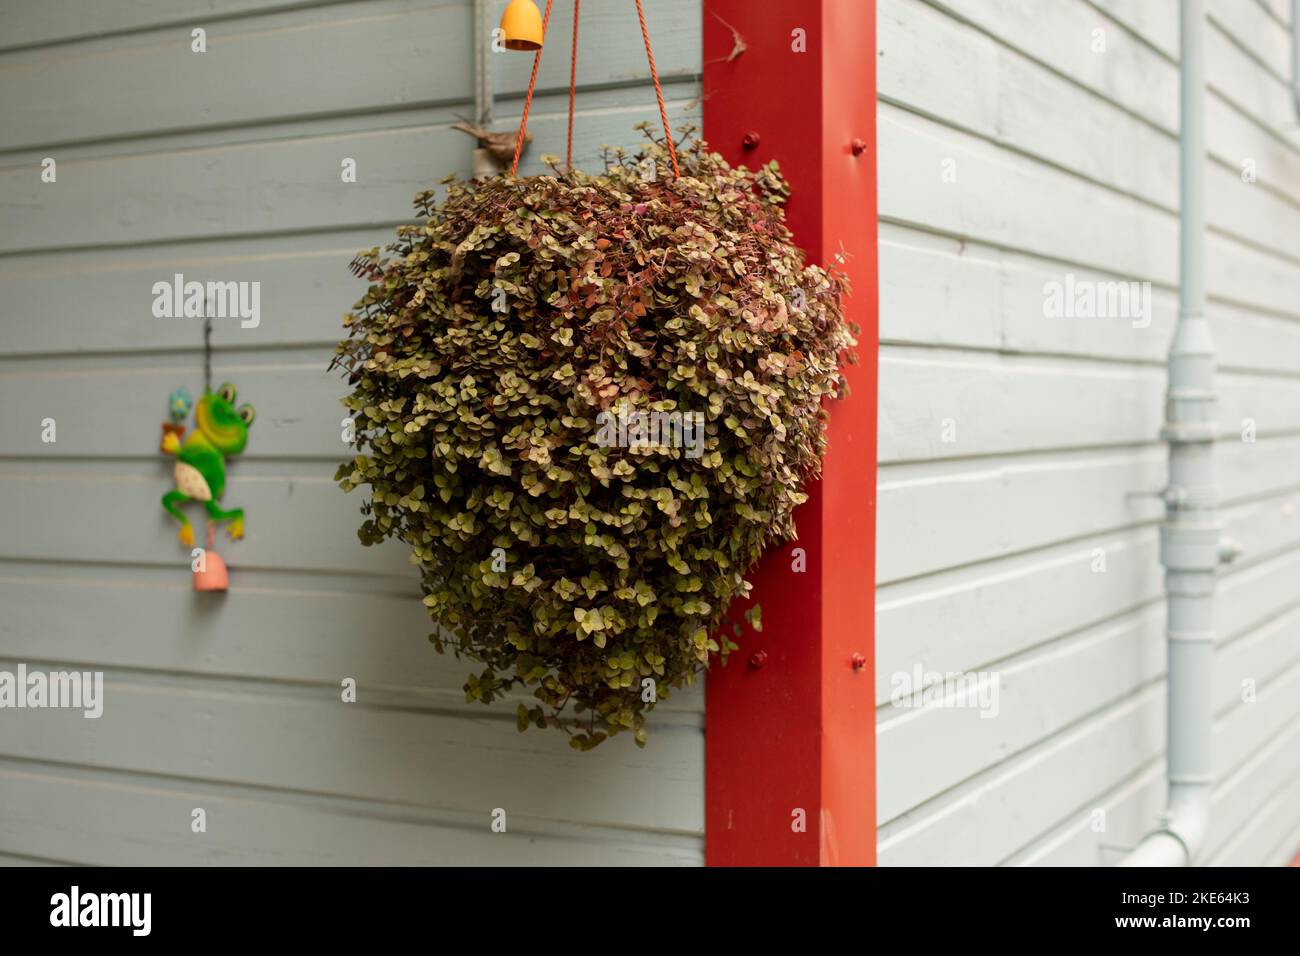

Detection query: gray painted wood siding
xmin=877 ymin=0 xmax=1300 ymax=865
xmin=7 ymin=0 xmax=1299 ymax=869
xmin=0 ymin=0 xmax=704 ymax=866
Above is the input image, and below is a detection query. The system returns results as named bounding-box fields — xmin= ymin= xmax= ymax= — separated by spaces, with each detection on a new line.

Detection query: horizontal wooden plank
xmin=4 ymin=370 xmax=1296 ymax=612
xmin=1016 ymin=738 xmax=1300 ymax=867
xmin=879 ymin=688 xmax=1164 ymax=865
xmin=877 ymin=519 xmax=1300 ymax=825
xmin=4 ymin=217 xmax=1295 ymax=371
xmin=881 ymin=104 xmax=1300 ymax=319
xmin=1204 ymin=90 xmax=1300 ymax=211
xmin=932 ymin=0 xmax=1179 ymax=132
xmin=1050 ymin=645 xmax=1300 ymax=867
xmin=882 ymin=603 xmax=1300 ymax=863
xmin=0 ymin=464 xmax=414 ymax=575
xmin=0 ymin=0 xmax=340 ymax=53
xmin=1256 ymin=0 xmax=1292 ymax=28
xmin=1210 ymin=227 xmax=1300 ymax=320
xmin=0 ymin=674 xmax=705 ymax=834
xmin=6 ymin=425 xmax=1289 ymax=587
xmin=1207 ymin=0 xmax=1293 ymax=84
xmin=912 ymin=0 xmax=1300 ymax=208
xmin=8 ymin=219 xmax=1293 ymax=370
xmin=924 ymin=0 xmax=1300 ymax=233
xmin=939 ymin=0 xmax=1300 ymax=156
xmin=0 ymin=89 xmax=698 ymax=253
xmin=882 ymin=224 xmax=1300 ymax=369
xmin=19 ymin=341 xmax=1300 ymax=468
xmin=0 ymin=0 xmax=700 ymax=152
xmin=0 ymin=1 xmax=470 ymax=152
xmin=1 ymin=128 xmax=455 ymax=252
xmin=877 ymin=603 xmax=1165 ymax=824
xmin=879 ymin=225 xmax=1171 ymax=363
xmin=879 ymin=460 xmax=1300 ymax=697
xmin=878 ymin=527 xmax=1161 ymax=703
xmin=880 ymin=345 xmax=1300 ymax=465
xmin=1207 ymin=766 xmax=1300 ymax=865
xmin=0 ymin=564 xmax=705 ymax=716
xmin=0 ymin=230 xmax=374 ymax=356
xmin=4 ymin=362 xmax=1299 ymax=578
xmin=879 ymin=104 xmax=1178 ymax=284
xmin=0 ymin=762 xmax=702 ymax=865
xmin=1206 ymin=157 xmax=1300 ymax=265
xmin=1008 ymin=649 xmax=1300 ymax=865
xmin=0 ymin=351 xmax=358 ymax=460
xmin=1206 ymin=15 xmax=1300 ymax=137
xmin=878 ymin=445 xmax=1165 ymax=583
xmin=1201 ymin=719 xmax=1300 ymax=865
xmin=1097 ymin=0 xmax=1299 ymax=93
xmin=878 ymin=350 xmax=1160 ymax=461
xmin=1089 ymin=0 xmax=1178 ymax=59
xmin=880 ymin=0 xmax=1178 ymax=209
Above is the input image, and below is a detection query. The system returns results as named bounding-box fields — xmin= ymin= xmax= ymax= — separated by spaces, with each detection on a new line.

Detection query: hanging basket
xmin=331 ymin=4 xmax=856 ymax=749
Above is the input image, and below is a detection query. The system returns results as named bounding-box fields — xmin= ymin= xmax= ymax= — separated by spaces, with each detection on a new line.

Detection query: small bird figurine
xmin=452 ymin=120 xmax=531 ymax=168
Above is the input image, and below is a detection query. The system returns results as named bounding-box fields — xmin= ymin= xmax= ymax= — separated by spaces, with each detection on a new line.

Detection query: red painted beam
xmin=703 ymin=0 xmax=878 ymax=866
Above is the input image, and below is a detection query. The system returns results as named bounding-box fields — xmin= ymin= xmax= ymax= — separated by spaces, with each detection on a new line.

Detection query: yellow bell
xmin=500 ymin=0 xmax=544 ymax=51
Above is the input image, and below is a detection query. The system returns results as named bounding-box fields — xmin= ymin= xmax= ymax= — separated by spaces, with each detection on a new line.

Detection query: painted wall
xmin=0 ymin=0 xmax=704 ymax=866
xmin=876 ymin=0 xmax=1300 ymax=865
xmin=4 ymin=0 xmax=1297 ymax=869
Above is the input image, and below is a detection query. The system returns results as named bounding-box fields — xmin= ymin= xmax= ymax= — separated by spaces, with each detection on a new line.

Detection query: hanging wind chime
xmin=159 ymin=315 xmax=256 ymax=592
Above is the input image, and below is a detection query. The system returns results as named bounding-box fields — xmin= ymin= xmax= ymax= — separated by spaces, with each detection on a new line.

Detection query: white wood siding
xmin=0 ymin=0 xmax=704 ymax=866
xmin=877 ymin=0 xmax=1300 ymax=865
xmin=5 ymin=0 xmax=1298 ymax=869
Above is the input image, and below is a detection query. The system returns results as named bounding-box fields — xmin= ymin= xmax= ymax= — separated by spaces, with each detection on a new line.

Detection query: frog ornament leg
xmin=160 ymin=382 xmax=255 ymax=552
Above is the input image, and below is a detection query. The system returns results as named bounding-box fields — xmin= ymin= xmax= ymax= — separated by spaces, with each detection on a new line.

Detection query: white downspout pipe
xmin=1120 ymin=0 xmax=1219 ymax=868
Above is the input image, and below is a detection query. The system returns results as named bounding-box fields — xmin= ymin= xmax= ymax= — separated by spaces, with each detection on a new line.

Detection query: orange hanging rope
xmin=510 ymin=0 xmax=555 ymax=176
xmin=566 ymin=0 xmax=580 ymax=170
xmin=634 ymin=0 xmax=679 ymax=179
xmin=512 ymin=0 xmax=677 ymax=180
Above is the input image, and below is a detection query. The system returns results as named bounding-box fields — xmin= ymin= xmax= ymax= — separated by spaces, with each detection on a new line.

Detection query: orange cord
xmin=634 ymin=0 xmax=679 ymax=178
xmin=512 ymin=0 xmax=678 ymax=180
xmin=566 ymin=0 xmax=580 ymax=170
xmin=510 ymin=0 xmax=555 ymax=176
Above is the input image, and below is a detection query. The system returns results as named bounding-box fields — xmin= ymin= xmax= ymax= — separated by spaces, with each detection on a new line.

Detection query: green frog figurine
xmin=161 ymin=382 xmax=255 ymax=547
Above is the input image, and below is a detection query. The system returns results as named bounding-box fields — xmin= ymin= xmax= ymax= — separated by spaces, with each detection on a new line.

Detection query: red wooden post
xmin=703 ymin=0 xmax=878 ymax=866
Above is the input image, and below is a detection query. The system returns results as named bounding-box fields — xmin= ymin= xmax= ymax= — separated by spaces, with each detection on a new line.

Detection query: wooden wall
xmin=0 ymin=0 xmax=704 ymax=866
xmin=876 ymin=0 xmax=1300 ymax=865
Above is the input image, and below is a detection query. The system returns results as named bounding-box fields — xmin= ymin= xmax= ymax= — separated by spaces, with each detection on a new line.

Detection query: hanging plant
xmin=332 ymin=127 xmax=855 ymax=748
